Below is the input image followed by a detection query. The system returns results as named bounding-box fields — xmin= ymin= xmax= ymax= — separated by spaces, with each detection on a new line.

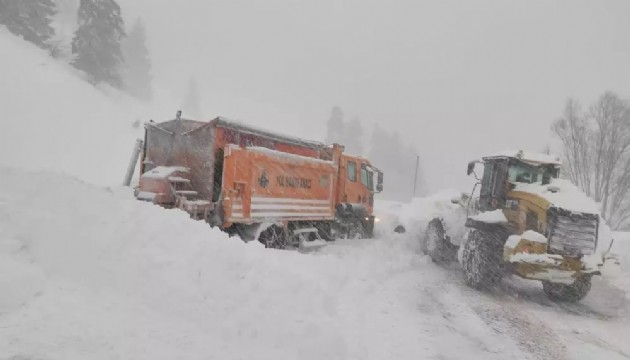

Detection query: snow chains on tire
xmin=542 ymin=275 xmax=592 ymax=302
xmin=423 ymin=218 xmax=456 ymax=263
xmin=462 ymin=229 xmax=504 ymax=289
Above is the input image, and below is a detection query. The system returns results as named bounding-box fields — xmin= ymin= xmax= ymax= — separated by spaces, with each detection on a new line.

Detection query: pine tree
xmin=0 ymin=0 xmax=56 ymax=49
xmin=344 ymin=116 xmax=364 ymax=155
xmin=368 ymin=124 xmax=389 ymax=166
xmin=71 ymin=0 xmax=126 ymax=87
xmin=182 ymin=78 xmax=201 ymax=118
xmin=326 ymin=106 xmax=344 ymax=144
xmin=122 ymin=18 xmax=152 ymax=100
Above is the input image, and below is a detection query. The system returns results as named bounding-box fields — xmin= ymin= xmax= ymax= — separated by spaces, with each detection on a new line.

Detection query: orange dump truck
xmin=135 ymin=112 xmax=384 ymax=248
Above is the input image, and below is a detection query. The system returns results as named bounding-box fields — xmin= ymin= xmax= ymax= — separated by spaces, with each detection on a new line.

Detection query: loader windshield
xmin=507 ymin=161 xmax=559 ymax=184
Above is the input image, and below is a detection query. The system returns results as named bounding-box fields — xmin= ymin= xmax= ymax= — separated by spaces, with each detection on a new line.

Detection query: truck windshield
xmin=508 ymin=161 xmax=559 ymax=184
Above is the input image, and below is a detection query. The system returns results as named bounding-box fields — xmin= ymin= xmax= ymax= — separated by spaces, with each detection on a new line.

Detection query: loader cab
xmin=468 ymin=152 xmax=561 ymax=212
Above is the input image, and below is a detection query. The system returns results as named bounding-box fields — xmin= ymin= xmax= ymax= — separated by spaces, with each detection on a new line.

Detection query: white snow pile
xmin=521 ymin=229 xmax=549 ymax=244
xmin=0 ymin=168 xmax=544 ymax=360
xmin=0 ymin=168 xmax=349 ymax=359
xmin=0 ymin=28 xmax=153 ymax=186
xmin=514 ymin=178 xmax=601 ymax=214
xmin=374 ymin=190 xmax=469 ymax=247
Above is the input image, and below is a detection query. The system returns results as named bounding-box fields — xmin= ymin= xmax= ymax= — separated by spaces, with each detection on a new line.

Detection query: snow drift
xmin=0 ymin=167 xmax=535 ymax=359
xmin=1 ymin=168 xmax=628 ymax=359
xmin=0 ymin=167 xmax=349 ymax=358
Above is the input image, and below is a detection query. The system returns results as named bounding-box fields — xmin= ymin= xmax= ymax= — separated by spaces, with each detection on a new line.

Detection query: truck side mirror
xmin=376 ymin=171 xmax=384 ymax=192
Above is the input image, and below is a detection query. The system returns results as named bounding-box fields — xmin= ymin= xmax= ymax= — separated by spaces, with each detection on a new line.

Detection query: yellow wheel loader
xmin=423 ymin=150 xmax=608 ymax=302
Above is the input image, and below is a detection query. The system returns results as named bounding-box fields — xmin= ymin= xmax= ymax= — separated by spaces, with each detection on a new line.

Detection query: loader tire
xmin=542 ymin=275 xmax=592 ymax=302
xmin=423 ymin=218 xmax=456 ymax=263
xmin=462 ymin=229 xmax=503 ymax=289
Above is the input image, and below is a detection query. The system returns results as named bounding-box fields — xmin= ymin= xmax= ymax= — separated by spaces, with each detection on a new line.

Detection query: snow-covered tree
xmin=182 ymin=78 xmax=201 ymax=118
xmin=553 ymin=92 xmax=630 ymax=228
xmin=122 ymin=18 xmax=152 ymax=100
xmin=0 ymin=0 xmax=56 ymax=49
xmin=71 ymin=0 xmax=126 ymax=87
xmin=326 ymin=106 xmax=344 ymax=144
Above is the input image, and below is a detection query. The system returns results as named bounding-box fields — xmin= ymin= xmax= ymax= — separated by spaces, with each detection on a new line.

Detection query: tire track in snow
xmin=418 ymin=266 xmax=566 ymax=360
xmin=431 ymin=262 xmax=569 ymax=360
xmin=317 ymin=239 xmax=541 ymax=359
xmin=313 ymin=236 xmax=629 ymax=359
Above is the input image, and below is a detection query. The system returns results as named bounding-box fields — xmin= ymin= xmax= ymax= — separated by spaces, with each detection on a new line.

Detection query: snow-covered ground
xmin=0 ymin=168 xmax=628 ymax=360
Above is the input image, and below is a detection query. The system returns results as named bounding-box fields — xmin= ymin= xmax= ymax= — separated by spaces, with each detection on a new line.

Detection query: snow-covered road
xmin=0 ymin=168 xmax=628 ymax=360
xmin=317 ymin=238 xmax=630 ymax=360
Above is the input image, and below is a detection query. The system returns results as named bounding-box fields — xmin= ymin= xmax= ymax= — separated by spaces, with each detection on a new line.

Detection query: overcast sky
xmin=120 ymin=0 xmax=630 ymax=194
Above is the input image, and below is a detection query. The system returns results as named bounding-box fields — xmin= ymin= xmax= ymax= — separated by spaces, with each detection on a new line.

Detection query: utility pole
xmin=413 ymin=154 xmax=419 ymax=198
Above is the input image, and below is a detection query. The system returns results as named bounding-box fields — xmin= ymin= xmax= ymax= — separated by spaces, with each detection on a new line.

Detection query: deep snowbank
xmin=0 ymin=28 xmax=153 ymax=187
xmin=0 ymin=167 xmax=354 ymax=358
xmin=0 ymin=168 xmax=546 ymax=360
xmin=374 ymin=189 xmax=464 ymax=241
xmin=1 ymin=168 xmax=628 ymax=359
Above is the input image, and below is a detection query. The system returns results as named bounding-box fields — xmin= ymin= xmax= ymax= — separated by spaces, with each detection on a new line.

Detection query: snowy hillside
xmin=1 ymin=167 xmax=629 ymax=359
xmin=0 ymin=28 xmax=158 ymax=186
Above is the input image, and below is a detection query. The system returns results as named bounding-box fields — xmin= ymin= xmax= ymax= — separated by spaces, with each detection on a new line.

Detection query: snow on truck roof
xmin=485 ymin=150 xmax=562 ymax=166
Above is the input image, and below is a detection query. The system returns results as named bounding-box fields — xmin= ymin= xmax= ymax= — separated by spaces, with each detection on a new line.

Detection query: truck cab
xmin=335 ymin=153 xmax=383 ymax=238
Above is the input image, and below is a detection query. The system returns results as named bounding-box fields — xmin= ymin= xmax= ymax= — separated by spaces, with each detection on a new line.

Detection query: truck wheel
xmin=259 ymin=225 xmax=287 ymax=249
xmin=462 ymin=229 xmax=503 ymax=289
xmin=423 ymin=218 xmax=456 ymax=263
xmin=348 ymin=222 xmax=366 ymax=239
xmin=542 ymin=275 xmax=592 ymax=302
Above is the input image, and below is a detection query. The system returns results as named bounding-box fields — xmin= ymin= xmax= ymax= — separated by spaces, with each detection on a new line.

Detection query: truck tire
xmin=542 ymin=275 xmax=592 ymax=302
xmin=423 ymin=218 xmax=456 ymax=263
xmin=462 ymin=229 xmax=503 ymax=289
xmin=258 ymin=225 xmax=287 ymax=249
xmin=348 ymin=222 xmax=366 ymax=239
